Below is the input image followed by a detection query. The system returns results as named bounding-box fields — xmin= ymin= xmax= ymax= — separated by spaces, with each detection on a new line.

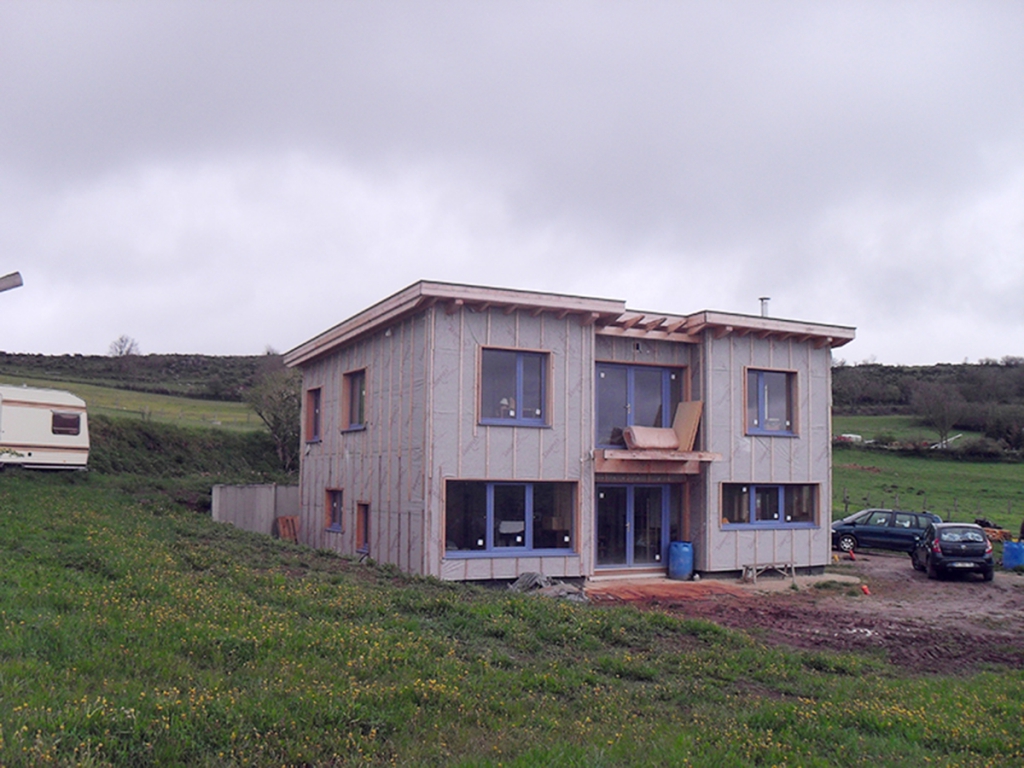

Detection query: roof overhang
xmin=285 ymin=281 xmax=857 ymax=368
xmin=284 ymin=281 xmax=626 ymax=367
xmin=680 ymin=310 xmax=856 ymax=349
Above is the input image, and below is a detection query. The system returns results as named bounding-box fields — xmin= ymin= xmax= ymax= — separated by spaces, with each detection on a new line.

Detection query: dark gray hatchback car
xmin=911 ymin=522 xmax=994 ymax=581
xmin=831 ymin=508 xmax=942 ymax=553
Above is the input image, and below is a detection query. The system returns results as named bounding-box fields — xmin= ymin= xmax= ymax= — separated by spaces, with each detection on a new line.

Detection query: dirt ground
xmin=587 ymin=551 xmax=1024 ymax=673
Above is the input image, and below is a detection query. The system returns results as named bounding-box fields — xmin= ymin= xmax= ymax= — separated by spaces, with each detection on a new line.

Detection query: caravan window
xmin=52 ymin=412 xmax=81 ymax=436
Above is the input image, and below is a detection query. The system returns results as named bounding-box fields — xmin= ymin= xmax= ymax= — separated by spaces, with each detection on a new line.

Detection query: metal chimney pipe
xmin=759 ymin=296 xmax=770 ymax=317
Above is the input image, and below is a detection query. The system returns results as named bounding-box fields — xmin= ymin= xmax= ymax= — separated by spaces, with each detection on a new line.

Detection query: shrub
xmin=952 ymin=437 xmax=1005 ymax=461
xmin=88 ymin=415 xmax=287 ymax=480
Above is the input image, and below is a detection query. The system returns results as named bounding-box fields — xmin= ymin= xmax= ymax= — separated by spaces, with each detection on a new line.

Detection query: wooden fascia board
xmin=285 ymin=280 xmax=627 ymax=367
xmin=284 ymin=284 xmax=430 ymax=367
xmin=684 ymin=310 xmax=856 ymax=348
xmin=416 ymin=281 xmax=625 ymax=316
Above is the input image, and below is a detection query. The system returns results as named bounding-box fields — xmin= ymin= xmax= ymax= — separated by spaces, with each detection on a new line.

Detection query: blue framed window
xmin=746 ymin=369 xmax=795 ymax=435
xmin=596 ymin=363 xmax=682 ymax=447
xmin=721 ymin=483 xmax=817 ymax=527
xmin=343 ymin=369 xmax=366 ymax=431
xmin=325 ymin=488 xmax=343 ymax=532
xmin=480 ymin=349 xmax=547 ymax=426
xmin=305 ymin=388 xmax=322 ymax=442
xmin=445 ymin=481 xmax=574 ymax=555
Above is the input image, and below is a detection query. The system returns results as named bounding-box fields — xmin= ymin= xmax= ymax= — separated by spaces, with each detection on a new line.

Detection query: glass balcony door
xmin=596 ymin=484 xmax=668 ymax=567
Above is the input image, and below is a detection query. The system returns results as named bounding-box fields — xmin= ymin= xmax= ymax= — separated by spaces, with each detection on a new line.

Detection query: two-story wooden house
xmin=283 ymin=281 xmax=854 ymax=581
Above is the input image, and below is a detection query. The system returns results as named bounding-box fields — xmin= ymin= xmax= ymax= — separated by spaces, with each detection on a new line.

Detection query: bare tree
xmin=911 ymin=381 xmax=965 ymax=447
xmin=109 ymin=335 xmax=140 ymax=357
xmin=244 ymin=357 xmax=301 ymax=473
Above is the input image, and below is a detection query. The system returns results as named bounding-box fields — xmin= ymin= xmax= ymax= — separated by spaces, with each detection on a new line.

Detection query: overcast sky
xmin=2 ymin=1 xmax=1022 ymax=364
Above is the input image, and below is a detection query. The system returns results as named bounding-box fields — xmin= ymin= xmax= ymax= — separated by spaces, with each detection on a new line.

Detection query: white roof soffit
xmin=284 ymin=281 xmax=627 ymax=367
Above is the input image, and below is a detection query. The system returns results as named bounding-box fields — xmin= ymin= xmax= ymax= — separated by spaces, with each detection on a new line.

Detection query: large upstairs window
xmin=596 ymin=364 xmax=683 ymax=448
xmin=480 ymin=349 xmax=547 ymax=426
xmin=746 ymin=369 xmax=795 ymax=435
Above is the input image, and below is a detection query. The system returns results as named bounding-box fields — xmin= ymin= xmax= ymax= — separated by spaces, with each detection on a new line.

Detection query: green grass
xmin=833 ymin=414 xmax=984 ymax=445
xmin=833 ymin=447 xmax=1024 ymax=528
xmin=0 ymin=375 xmax=262 ymax=431
xmin=1 ymin=472 xmax=1023 ymax=766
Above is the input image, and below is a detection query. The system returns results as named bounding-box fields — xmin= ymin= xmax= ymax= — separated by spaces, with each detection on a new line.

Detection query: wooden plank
xmin=600 ymin=449 xmax=720 ymax=462
xmin=672 ymin=401 xmax=703 ymax=452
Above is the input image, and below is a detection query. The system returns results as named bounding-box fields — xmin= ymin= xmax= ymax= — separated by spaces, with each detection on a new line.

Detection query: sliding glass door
xmin=596 ymin=484 xmax=669 ymax=567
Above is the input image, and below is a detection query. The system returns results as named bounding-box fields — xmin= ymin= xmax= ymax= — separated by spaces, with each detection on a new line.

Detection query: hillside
xmin=0 ymin=351 xmax=273 ymax=401
xmin=0 ymin=472 xmax=1021 ymax=766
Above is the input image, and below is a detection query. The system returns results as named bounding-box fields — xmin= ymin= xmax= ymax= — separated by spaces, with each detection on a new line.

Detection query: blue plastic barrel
xmin=1003 ymin=541 xmax=1024 ymax=570
xmin=668 ymin=541 xmax=694 ymax=580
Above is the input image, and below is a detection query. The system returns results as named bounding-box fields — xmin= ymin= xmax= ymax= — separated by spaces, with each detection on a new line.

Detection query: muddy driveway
xmin=592 ymin=552 xmax=1024 ymax=673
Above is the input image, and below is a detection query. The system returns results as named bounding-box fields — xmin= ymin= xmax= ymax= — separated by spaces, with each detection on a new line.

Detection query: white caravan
xmin=0 ymin=385 xmax=89 ymax=469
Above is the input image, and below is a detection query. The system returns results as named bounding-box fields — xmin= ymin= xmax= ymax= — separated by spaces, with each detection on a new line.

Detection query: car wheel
xmin=837 ymin=534 xmax=857 ymax=553
xmin=926 ymin=557 xmax=938 ymax=580
xmin=911 ymin=552 xmax=924 ymax=572
xmin=983 ymin=568 xmax=994 ymax=582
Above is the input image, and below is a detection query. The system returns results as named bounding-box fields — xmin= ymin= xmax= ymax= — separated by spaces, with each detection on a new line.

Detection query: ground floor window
xmin=721 ymin=483 xmax=817 ymax=526
xmin=356 ymin=502 xmax=369 ymax=552
xmin=445 ymin=481 xmax=574 ymax=554
xmin=325 ymin=489 xmax=343 ymax=531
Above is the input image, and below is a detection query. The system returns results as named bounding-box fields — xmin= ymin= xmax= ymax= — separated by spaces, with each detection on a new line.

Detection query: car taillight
xmin=985 ymin=539 xmax=993 ymax=555
xmin=932 ymin=538 xmax=942 ymax=554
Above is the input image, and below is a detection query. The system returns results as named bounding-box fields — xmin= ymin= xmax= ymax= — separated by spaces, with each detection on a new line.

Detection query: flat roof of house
xmin=284 ymin=280 xmax=856 ymax=367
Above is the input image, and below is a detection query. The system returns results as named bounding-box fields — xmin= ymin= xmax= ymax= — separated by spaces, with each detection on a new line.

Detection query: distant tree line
xmin=834 ymin=357 xmax=1024 ymax=450
xmin=0 ymin=351 xmax=270 ymax=401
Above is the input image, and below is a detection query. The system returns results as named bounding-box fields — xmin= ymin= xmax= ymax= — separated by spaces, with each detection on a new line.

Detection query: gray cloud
xmin=1 ymin=1 xmax=1022 ymax=363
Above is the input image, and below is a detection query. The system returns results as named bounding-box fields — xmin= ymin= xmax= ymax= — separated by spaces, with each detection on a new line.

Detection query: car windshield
xmin=939 ymin=528 xmax=986 ymax=543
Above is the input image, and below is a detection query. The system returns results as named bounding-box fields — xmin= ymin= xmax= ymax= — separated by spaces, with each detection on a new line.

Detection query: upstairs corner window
xmin=343 ymin=369 xmax=366 ymax=430
xmin=746 ymin=369 xmax=795 ymax=435
xmin=480 ymin=349 xmax=547 ymax=426
xmin=51 ymin=412 xmax=81 ymax=436
xmin=305 ymin=387 xmax=322 ymax=442
xmin=596 ymin=364 xmax=682 ymax=447
xmin=722 ymin=484 xmax=816 ymax=526
xmin=445 ymin=481 xmax=574 ymax=554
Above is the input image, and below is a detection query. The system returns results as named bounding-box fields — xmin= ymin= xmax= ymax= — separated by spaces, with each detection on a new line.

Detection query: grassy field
xmin=832 ymin=447 xmax=1024 ymax=528
xmin=0 ymin=375 xmax=262 ymax=431
xmin=833 ymin=414 xmax=984 ymax=445
xmin=1 ymin=472 xmax=1023 ymax=767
